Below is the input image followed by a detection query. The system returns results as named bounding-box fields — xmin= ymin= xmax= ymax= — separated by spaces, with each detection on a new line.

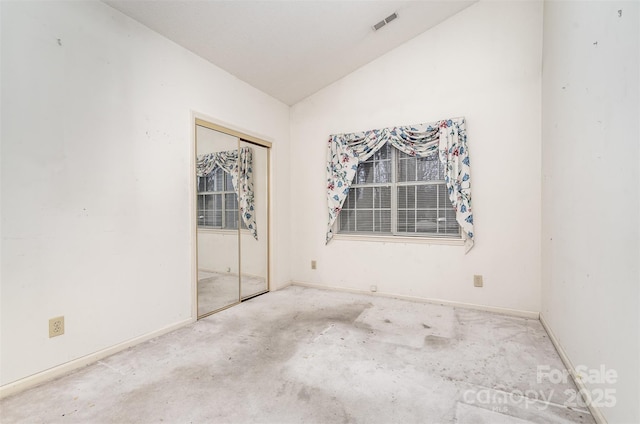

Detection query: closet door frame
xmin=192 ymin=117 xmax=272 ymax=320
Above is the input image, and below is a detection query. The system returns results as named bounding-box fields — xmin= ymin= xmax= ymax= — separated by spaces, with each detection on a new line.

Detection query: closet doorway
xmin=194 ymin=118 xmax=271 ymax=318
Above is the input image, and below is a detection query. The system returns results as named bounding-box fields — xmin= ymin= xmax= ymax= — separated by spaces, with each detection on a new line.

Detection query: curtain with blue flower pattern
xmin=326 ymin=117 xmax=473 ymax=252
xmin=197 ymin=147 xmax=258 ymax=240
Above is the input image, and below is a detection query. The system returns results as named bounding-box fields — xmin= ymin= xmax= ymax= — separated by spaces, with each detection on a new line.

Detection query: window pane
xmin=399 ymin=186 xmax=416 ymax=208
xmin=397 ymin=210 xmax=407 ymax=232
xmin=197 ymin=194 xmax=223 ymax=228
xmin=206 ymin=173 xmax=217 ymax=192
xmin=354 ymin=147 xmax=392 ymax=185
xmin=377 ymin=187 xmax=391 ymax=209
xmin=374 ymin=160 xmax=391 ymax=183
xmin=376 ymin=210 xmax=391 ymax=233
xmin=339 ymin=210 xmax=355 ymax=232
xmin=198 ymin=175 xmax=245 ymax=230
xmin=225 ymin=193 xmax=237 ymax=209
xmin=416 ymin=154 xmax=443 ymax=181
xmin=397 ymin=156 xmax=416 ymax=182
xmin=405 ymin=210 xmax=416 ymax=232
xmin=339 ymin=184 xmax=387 ymax=233
xmin=439 ymin=185 xmax=450 ymax=209
xmin=417 ymin=185 xmax=437 ymax=209
xmin=442 ymin=209 xmax=459 ymax=233
xmin=197 ymin=176 xmax=205 ymax=193
xmin=433 ymin=208 xmax=452 ymax=233
xmin=202 ymin=210 xmax=214 ymax=226
xmin=225 ymin=210 xmax=238 ymax=229
xmin=356 ymin=210 xmax=373 ymax=232
xmin=416 ymin=210 xmax=437 ymax=233
xmin=205 ymin=195 xmax=215 ymax=210
xmin=213 ymin=171 xmax=219 ymax=190
xmin=213 ymin=210 xmax=222 ymax=227
xmin=355 ymin=187 xmax=373 ymax=209
xmin=344 ymin=189 xmax=355 ymax=209
xmin=355 ymin=161 xmax=374 ymax=184
xmin=398 ymin=209 xmax=416 ymax=233
xmin=213 ymin=194 xmax=223 ymax=209
xmin=374 ymin=143 xmax=390 ymax=160
xmin=398 ymin=151 xmax=443 ymax=182
xmin=398 ymin=186 xmax=407 ymax=209
xmin=225 ymin=172 xmax=234 ymax=191
xmin=397 ymin=157 xmax=407 ymax=182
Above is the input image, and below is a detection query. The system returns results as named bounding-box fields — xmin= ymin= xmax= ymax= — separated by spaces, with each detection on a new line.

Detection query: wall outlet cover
xmin=473 ymin=275 xmax=483 ymax=288
xmin=49 ymin=316 xmax=65 ymax=338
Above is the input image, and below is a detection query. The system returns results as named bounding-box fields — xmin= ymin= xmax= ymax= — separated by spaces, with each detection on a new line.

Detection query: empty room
xmin=1 ymin=0 xmax=638 ymax=423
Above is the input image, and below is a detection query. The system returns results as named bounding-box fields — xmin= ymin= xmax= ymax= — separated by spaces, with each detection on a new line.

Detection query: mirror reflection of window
xmin=197 ymin=167 xmax=246 ymax=230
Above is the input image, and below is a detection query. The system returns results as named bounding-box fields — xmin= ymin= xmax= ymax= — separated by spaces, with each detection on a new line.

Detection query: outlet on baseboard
xmin=49 ymin=316 xmax=64 ymax=338
xmin=473 ymin=275 xmax=483 ymax=288
xmin=311 ymin=260 xmax=317 ymax=270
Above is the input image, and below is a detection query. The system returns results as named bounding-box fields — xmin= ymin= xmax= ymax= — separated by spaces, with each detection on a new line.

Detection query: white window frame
xmin=334 ymin=147 xmax=463 ymax=245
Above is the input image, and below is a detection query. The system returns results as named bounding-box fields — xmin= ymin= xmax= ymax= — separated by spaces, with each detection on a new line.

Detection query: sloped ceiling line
xmin=104 ymin=1 xmax=476 ymax=105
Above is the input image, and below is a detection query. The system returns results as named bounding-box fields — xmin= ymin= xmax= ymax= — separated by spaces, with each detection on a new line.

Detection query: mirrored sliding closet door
xmin=239 ymin=139 xmax=269 ymax=300
xmin=195 ymin=119 xmax=270 ymax=318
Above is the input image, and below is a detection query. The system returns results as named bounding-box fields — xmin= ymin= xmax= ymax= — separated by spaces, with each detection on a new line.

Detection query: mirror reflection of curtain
xmin=196 ymin=147 xmax=257 ymax=240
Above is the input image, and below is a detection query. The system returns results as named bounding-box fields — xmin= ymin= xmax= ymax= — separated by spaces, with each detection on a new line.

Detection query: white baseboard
xmin=539 ymin=313 xmax=607 ymax=424
xmin=0 ymin=317 xmax=194 ymax=400
xmin=291 ymin=281 xmax=540 ymax=319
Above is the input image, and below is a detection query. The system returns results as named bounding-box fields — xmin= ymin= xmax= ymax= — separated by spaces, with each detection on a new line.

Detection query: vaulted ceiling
xmin=104 ymin=1 xmax=476 ymax=105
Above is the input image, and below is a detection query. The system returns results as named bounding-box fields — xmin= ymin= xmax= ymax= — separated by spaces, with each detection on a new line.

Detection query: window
xmin=197 ymin=167 xmax=245 ymax=230
xmin=338 ymin=144 xmax=460 ymax=238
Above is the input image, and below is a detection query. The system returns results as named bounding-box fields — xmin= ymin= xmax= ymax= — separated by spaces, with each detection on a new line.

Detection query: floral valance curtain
xmin=326 ymin=117 xmax=474 ymax=252
xmin=197 ymin=147 xmax=257 ymax=240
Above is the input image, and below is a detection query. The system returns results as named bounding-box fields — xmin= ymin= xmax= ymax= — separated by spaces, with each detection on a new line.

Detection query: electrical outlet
xmin=370 ymin=285 xmax=378 ymax=292
xmin=311 ymin=260 xmax=317 ymax=270
xmin=473 ymin=275 xmax=483 ymax=288
xmin=49 ymin=316 xmax=64 ymax=338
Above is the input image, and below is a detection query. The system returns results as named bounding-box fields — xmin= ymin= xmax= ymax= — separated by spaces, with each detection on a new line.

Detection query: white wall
xmin=290 ymin=1 xmax=543 ymax=313
xmin=0 ymin=0 xmax=290 ymax=386
xmin=541 ymin=1 xmax=639 ymax=422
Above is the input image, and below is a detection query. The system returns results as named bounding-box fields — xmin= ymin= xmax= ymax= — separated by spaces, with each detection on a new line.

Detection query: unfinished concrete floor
xmin=1 ymin=286 xmax=594 ymax=423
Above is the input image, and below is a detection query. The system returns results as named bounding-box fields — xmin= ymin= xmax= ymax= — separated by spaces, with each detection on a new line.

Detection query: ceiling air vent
xmin=372 ymin=12 xmax=399 ymax=31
